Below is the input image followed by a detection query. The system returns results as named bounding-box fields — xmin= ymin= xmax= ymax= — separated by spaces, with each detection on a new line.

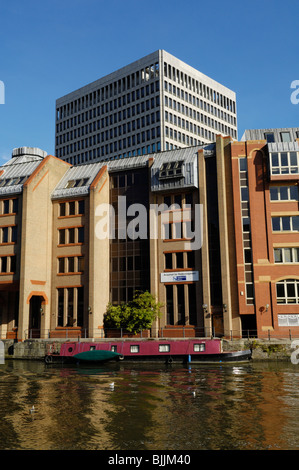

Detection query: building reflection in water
xmin=1 ymin=361 xmax=299 ymax=450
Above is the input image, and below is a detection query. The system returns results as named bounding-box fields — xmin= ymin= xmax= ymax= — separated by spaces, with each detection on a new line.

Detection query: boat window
xmin=89 ymin=346 xmax=96 ymax=351
xmin=111 ymin=345 xmax=117 ymax=352
xmin=159 ymin=344 xmax=170 ymax=352
xmin=130 ymin=345 xmax=139 ymax=353
xmin=194 ymin=343 xmax=205 ymax=352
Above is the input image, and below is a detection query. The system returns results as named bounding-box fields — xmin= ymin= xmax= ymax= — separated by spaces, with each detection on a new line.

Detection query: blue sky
xmin=0 ymin=0 xmax=298 ymax=163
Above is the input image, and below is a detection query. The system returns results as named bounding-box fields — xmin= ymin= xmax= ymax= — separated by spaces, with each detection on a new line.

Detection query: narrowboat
xmin=44 ymin=338 xmax=252 ymax=364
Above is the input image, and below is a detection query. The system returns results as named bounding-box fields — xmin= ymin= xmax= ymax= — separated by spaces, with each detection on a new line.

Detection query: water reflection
xmin=1 ymin=360 xmax=299 ymax=450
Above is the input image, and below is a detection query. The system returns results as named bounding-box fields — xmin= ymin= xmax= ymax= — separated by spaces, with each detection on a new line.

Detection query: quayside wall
xmin=1 ymin=338 xmax=298 ymax=362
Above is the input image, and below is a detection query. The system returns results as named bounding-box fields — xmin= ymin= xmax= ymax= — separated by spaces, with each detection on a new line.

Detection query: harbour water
xmin=1 ymin=359 xmax=299 ymax=451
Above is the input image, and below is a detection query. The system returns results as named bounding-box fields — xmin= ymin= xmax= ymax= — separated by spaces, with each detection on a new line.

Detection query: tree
xmin=104 ymin=291 xmax=162 ymax=333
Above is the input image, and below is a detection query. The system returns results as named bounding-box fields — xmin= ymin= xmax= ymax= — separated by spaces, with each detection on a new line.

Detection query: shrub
xmin=104 ymin=291 xmax=162 ymax=333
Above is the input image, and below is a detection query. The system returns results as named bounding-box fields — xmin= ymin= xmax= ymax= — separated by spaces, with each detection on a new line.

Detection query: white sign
xmin=160 ymin=271 xmax=199 ymax=283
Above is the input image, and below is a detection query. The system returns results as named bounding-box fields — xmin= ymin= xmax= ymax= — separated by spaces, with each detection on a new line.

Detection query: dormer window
xmin=265 ymin=132 xmax=275 ymax=143
xmin=159 ymin=161 xmax=184 ymax=180
xmin=0 ymin=176 xmax=26 ymax=187
xmin=65 ymin=178 xmax=89 ymax=188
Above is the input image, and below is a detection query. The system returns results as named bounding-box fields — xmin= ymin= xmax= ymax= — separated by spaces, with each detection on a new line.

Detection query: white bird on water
xmin=109 ymin=382 xmax=115 ymax=390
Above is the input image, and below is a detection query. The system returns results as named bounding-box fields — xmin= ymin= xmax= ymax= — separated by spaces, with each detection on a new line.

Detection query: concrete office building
xmin=55 ymin=50 xmax=237 ymax=165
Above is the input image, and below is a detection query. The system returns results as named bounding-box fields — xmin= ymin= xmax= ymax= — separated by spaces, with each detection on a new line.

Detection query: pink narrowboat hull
xmin=45 ymin=338 xmax=251 ymax=364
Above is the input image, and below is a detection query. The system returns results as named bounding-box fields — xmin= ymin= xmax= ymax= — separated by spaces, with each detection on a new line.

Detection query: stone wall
xmin=222 ymin=338 xmax=296 ymax=362
xmin=3 ymin=339 xmax=63 ymax=360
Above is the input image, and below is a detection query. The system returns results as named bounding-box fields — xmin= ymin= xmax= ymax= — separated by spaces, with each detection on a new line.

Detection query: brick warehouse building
xmin=0 ymin=129 xmax=299 ymax=341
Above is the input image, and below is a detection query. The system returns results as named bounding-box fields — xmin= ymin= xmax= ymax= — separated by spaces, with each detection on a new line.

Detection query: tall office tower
xmin=55 ymin=50 xmax=237 ymax=165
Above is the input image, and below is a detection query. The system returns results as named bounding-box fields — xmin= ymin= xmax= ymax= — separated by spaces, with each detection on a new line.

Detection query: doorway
xmin=29 ymin=296 xmax=43 ymax=338
xmin=212 ymin=314 xmax=224 ymax=337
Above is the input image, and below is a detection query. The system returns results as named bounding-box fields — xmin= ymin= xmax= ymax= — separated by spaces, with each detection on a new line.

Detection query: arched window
xmin=276 ymin=279 xmax=299 ymax=304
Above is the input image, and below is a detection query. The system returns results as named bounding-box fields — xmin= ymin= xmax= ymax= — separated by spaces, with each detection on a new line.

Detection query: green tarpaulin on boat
xmin=73 ymin=350 xmax=121 ymax=362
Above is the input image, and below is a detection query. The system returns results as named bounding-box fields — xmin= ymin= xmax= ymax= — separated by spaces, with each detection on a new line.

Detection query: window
xmin=56 ymin=286 xmax=84 ymax=327
xmin=175 ymin=252 xmax=183 ymax=269
xmin=159 ymin=161 xmax=184 ymax=179
xmin=244 ymin=249 xmax=252 ymax=263
xmin=78 ymin=200 xmax=85 ymax=214
xmin=264 ymin=132 xmax=275 ymax=143
xmin=274 ymin=247 xmax=299 ymax=263
xmin=69 ymin=201 xmax=75 ymax=215
xmin=194 ymin=343 xmax=205 ymax=352
xmin=0 ymin=198 xmax=18 ymax=215
xmin=174 ymin=221 xmax=183 ymax=239
xmin=58 ymin=258 xmax=64 ymax=273
xmin=278 ymin=315 xmax=299 ymax=327
xmin=12 ymin=199 xmax=18 ymax=213
xmin=0 ymin=256 xmax=7 ymax=273
xmin=187 ymin=251 xmax=195 ymax=268
xmin=69 ymin=228 xmax=75 ymax=244
xmin=59 ymin=229 xmax=65 ymax=244
xmin=65 ymin=178 xmax=89 ymax=188
xmin=58 ymin=256 xmax=84 ymax=273
xmin=163 ymin=222 xmax=189 ymax=240
xmin=177 ymin=284 xmax=185 ymax=324
xmin=272 ymin=216 xmax=299 ymax=232
xmin=59 ymin=202 xmax=66 ymax=216
xmin=270 ymin=151 xmax=299 ymax=175
xmin=159 ymin=344 xmax=170 ymax=352
xmin=166 ymin=285 xmax=174 ymax=324
xmin=242 ymin=218 xmax=250 ymax=232
xmin=239 ymin=158 xmax=248 ymax=171
xmin=58 ymin=226 xmax=84 ymax=245
xmin=241 ymin=187 xmax=249 ymax=202
xmin=68 ymin=257 xmax=75 ymax=273
xmin=10 ymin=255 xmax=16 ymax=273
xmin=0 ymin=177 xmax=26 ymax=188
xmin=130 ymin=345 xmax=139 ymax=353
xmin=270 ymin=186 xmax=298 ymax=201
xmin=165 ymin=253 xmax=173 ymax=269
xmin=0 ymin=226 xmax=17 ymax=244
xmin=59 ymin=200 xmax=85 ymax=216
xmin=165 ymin=283 xmax=197 ymax=326
xmin=281 ymin=132 xmax=291 ymax=143
xmin=276 ymin=279 xmax=299 ymax=304
xmin=0 ymin=255 xmax=16 ymax=273
xmin=2 ymin=227 xmax=8 ymax=243
xmin=246 ymin=283 xmax=254 ymax=300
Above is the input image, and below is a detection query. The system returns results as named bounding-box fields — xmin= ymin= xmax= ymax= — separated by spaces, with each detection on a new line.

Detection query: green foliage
xmin=104 ymin=291 xmax=162 ymax=333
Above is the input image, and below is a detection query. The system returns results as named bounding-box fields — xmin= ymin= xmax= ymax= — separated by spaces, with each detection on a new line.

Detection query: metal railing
xmin=2 ymin=327 xmax=299 ymax=342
